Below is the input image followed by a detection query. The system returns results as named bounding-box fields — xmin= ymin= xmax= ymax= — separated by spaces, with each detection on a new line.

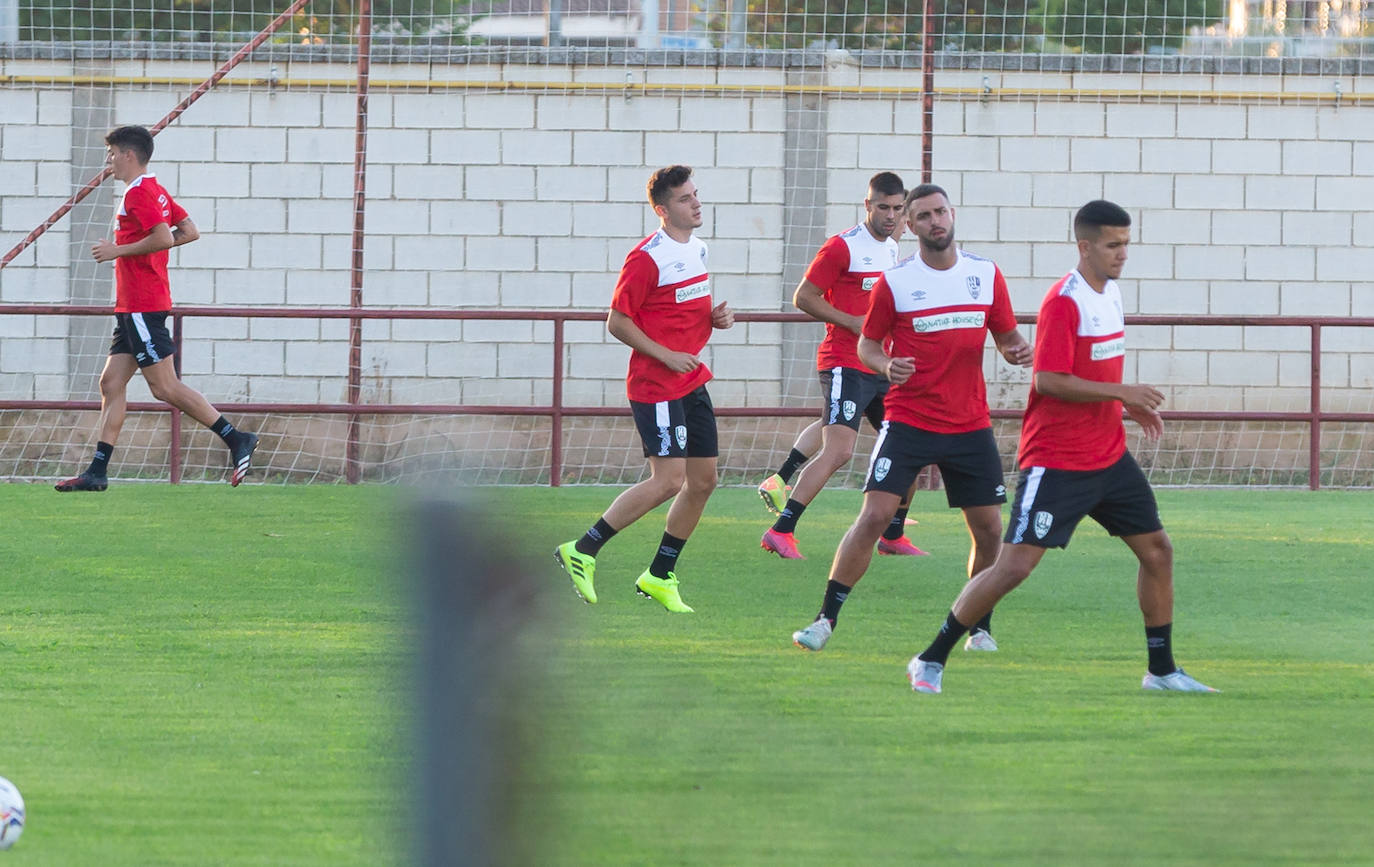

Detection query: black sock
xmin=210 ymin=416 xmax=239 ymax=446
xmin=575 ymin=518 xmax=617 ymax=557
xmin=918 ymin=611 xmax=971 ymax=667
xmin=772 ymin=499 xmax=807 ymax=534
xmin=649 ymin=532 xmax=688 ymax=579
xmin=974 ymin=611 xmax=992 ymax=634
xmin=778 ymin=448 xmax=809 ymax=484
xmin=87 ymin=441 xmax=114 ymax=477
xmin=1146 ymin=623 xmax=1176 ymax=676
xmin=818 ymin=580 xmax=851 ymax=626
xmin=883 ymin=507 xmax=909 ymax=541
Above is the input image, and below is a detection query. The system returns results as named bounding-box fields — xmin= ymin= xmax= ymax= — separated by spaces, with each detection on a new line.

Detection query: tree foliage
xmin=1040 ymin=0 xmax=1224 ymax=53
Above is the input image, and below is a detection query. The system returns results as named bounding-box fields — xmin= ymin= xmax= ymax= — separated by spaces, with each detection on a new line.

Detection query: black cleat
xmin=55 ymin=472 xmax=108 ymax=492
xmin=230 ymin=432 xmax=259 ymax=487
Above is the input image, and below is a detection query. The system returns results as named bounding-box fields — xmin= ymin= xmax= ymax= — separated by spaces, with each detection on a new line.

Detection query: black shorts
xmin=818 ymin=367 xmax=887 ymax=432
xmin=629 ymin=386 xmax=719 ymax=458
xmin=862 ymin=422 xmax=1008 ymax=508
xmin=1004 ymin=451 xmax=1163 ymax=548
xmin=110 ymin=311 xmax=175 ymax=368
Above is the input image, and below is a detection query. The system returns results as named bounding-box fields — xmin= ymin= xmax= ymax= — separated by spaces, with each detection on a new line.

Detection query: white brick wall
xmin=0 ymin=62 xmax=1370 ymax=420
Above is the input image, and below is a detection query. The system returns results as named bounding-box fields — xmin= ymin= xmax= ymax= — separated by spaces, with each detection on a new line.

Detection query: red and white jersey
xmin=610 ymin=229 xmax=713 ymax=403
xmin=113 ymin=173 xmax=188 ymax=313
xmin=804 ymin=223 xmax=900 ymax=372
xmin=1018 ymin=270 xmax=1128 ymax=471
xmin=862 ymin=249 xmax=1017 ymax=434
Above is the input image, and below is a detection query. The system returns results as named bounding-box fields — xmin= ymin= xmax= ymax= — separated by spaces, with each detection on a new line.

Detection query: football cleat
xmin=963 ymin=629 xmax=998 ymax=651
xmin=906 ymin=657 xmax=944 ymax=694
xmin=554 ymin=541 xmax=598 ymax=604
xmin=635 ymin=570 xmax=694 ymax=613
xmin=55 ymin=472 xmax=108 ymax=492
xmin=792 ymin=617 xmax=833 ymax=651
xmin=757 ymin=473 xmax=790 ymax=515
xmin=1141 ymin=668 xmax=1218 ymax=693
xmin=230 ymin=432 xmax=259 ymax=487
xmin=876 ymin=535 xmax=929 ymax=556
xmin=760 ymin=528 xmax=804 ymax=560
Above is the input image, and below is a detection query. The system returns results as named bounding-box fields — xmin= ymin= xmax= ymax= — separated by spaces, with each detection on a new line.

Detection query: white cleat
xmin=1141 ymin=668 xmax=1219 ymax=693
xmin=792 ymin=617 xmax=833 ymax=651
xmin=906 ymin=657 xmax=943 ymax=694
xmin=963 ymin=629 xmax=998 ymax=652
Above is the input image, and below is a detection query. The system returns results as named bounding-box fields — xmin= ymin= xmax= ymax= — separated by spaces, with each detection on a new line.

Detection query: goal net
xmin=0 ymin=0 xmax=1370 ymax=486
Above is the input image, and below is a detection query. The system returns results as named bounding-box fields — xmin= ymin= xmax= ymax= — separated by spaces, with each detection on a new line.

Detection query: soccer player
xmin=905 ymin=200 xmax=1218 ymax=694
xmin=56 ymin=125 xmax=258 ymax=492
xmin=790 ymin=183 xmax=1033 ymax=652
xmin=759 ymin=171 xmax=927 ymax=560
xmin=554 ymin=165 xmax=734 ymax=613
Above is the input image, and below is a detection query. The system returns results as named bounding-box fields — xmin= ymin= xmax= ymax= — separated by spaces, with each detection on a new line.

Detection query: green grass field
xmin=2 ymin=484 xmax=1372 ymax=865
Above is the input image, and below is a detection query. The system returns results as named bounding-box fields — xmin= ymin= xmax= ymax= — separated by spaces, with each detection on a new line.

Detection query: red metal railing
xmin=0 ymin=305 xmax=1370 ymax=488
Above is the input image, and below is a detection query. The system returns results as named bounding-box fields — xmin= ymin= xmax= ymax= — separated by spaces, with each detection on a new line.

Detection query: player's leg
xmin=758 ymin=419 xmax=822 ymax=514
xmin=636 ymin=387 xmax=719 ymax=613
xmin=56 ymin=353 xmax=138 ymax=492
xmin=877 ymin=475 xmax=928 ymax=556
xmin=133 ymin=312 xmax=258 ymax=485
xmin=790 ymin=421 xmax=920 ymax=650
xmin=1093 ymin=454 xmax=1216 ymax=691
xmin=556 ymin=395 xmax=691 ymax=603
xmin=763 ymin=369 xmax=875 ymax=559
xmin=940 ymin=427 xmax=1013 ymax=648
xmin=761 ymin=422 xmax=857 ymax=559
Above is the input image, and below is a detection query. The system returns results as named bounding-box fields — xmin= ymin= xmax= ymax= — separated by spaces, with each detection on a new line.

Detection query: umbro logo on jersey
xmin=911 ymin=290 xmax=926 ymax=301
xmin=673 ymin=261 xmax=686 ymax=271
xmin=861 ymin=256 xmax=873 ymax=266
xmin=966 ymin=276 xmax=981 ymax=299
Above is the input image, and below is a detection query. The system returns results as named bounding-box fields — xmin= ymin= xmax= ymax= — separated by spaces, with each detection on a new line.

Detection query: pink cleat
xmin=761 ymin=528 xmax=805 ymax=560
xmin=877 ymin=535 xmax=929 ymax=556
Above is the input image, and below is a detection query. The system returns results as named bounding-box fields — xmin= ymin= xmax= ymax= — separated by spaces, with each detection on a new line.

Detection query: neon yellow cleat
xmin=554 ymin=540 xmax=598 ymax=604
xmin=757 ymin=473 xmax=790 ymax=515
xmin=634 ymin=570 xmax=694 ymax=613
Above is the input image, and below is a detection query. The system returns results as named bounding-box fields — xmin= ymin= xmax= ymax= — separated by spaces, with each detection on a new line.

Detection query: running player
xmin=791 ymin=183 xmax=1033 ymax=652
xmin=759 ymin=172 xmax=926 ymax=560
xmin=553 ymin=165 xmax=734 ymax=613
xmin=905 ymin=200 xmax=1217 ymax=694
xmin=56 ymin=125 xmax=257 ymax=492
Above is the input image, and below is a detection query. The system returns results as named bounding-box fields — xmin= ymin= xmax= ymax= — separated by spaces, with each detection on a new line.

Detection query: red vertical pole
xmin=921 ymin=0 xmax=935 ymax=184
xmin=1310 ymin=323 xmax=1322 ymax=490
xmin=551 ymin=317 xmax=564 ymax=487
xmin=170 ymin=312 xmax=183 ymax=484
xmin=346 ymin=0 xmax=372 ymax=484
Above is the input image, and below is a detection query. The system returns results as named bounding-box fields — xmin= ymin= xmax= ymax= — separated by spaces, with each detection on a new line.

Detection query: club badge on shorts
xmin=873 ymin=457 xmax=891 ymax=482
xmin=675 ymin=425 xmax=688 ymax=451
xmin=1033 ymin=511 xmax=1053 ymax=539
xmin=842 ymin=400 xmax=856 ymax=421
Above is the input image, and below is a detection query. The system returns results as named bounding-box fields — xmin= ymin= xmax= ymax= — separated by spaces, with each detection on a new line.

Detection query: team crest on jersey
xmin=842 ymin=400 xmax=857 ymax=421
xmin=1033 ymin=511 xmax=1053 ymax=539
xmin=676 ymin=281 xmax=710 ymax=303
xmin=873 ymin=457 xmax=891 ymax=482
xmin=966 ymin=275 xmax=982 ymax=299
xmin=675 ymin=425 xmax=688 ymax=450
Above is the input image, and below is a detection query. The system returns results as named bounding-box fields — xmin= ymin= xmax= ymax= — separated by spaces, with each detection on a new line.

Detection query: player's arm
xmin=91 ymin=222 xmax=175 ymax=263
xmin=1034 ymin=371 xmax=1163 ymax=411
xmin=858 ymin=335 xmax=913 ymax=385
xmin=607 ymin=309 xmax=700 ymax=374
xmin=991 ymin=328 xmax=1033 ymax=367
xmin=170 ymin=216 xmax=200 ymax=247
xmin=794 ymin=278 xmax=863 ymax=336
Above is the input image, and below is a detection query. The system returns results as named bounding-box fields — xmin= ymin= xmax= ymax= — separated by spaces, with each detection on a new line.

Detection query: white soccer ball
xmin=0 ymin=776 xmax=23 ymax=850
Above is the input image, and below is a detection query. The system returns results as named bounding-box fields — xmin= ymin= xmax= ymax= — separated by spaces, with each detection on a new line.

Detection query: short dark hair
xmin=105 ymin=125 xmax=155 ymax=164
xmin=904 ymin=183 xmax=948 ymax=209
xmin=1073 ymin=200 xmax=1132 ymax=240
xmin=868 ymin=171 xmax=905 ymax=199
xmin=647 ymin=165 xmax=694 ymax=207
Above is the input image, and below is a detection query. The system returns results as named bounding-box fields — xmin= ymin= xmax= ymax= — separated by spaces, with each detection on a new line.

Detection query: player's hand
xmin=885 ymin=356 xmax=916 ymax=385
xmin=1118 ymin=383 xmax=1164 ymax=411
xmin=711 ymin=300 xmax=734 ymax=329
xmin=91 ymin=240 xmax=118 ymax=262
xmin=660 ymin=350 xmax=701 ymax=374
xmin=1001 ymin=339 xmax=1033 ymax=367
xmin=1126 ymin=404 xmax=1164 ymax=440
